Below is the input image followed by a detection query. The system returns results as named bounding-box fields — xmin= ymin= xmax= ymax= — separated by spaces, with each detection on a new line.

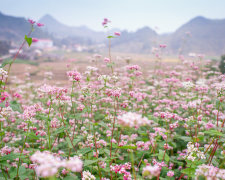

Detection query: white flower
xmin=82 ymin=171 xmax=96 ymax=180
xmin=182 ymin=81 xmax=194 ymax=89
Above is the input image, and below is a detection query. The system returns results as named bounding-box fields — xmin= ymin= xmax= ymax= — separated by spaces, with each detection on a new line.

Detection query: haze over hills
xmin=0 ymin=12 xmax=52 ymax=42
xmin=39 ymin=14 xmax=105 ymax=43
xmin=0 ymin=12 xmax=225 ymax=55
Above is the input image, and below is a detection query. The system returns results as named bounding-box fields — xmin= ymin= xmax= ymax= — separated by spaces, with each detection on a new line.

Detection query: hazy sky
xmin=0 ymin=0 xmax=225 ymax=33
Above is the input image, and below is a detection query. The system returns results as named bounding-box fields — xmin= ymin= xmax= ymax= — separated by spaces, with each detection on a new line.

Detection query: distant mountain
xmin=39 ymin=14 xmax=105 ymax=43
xmin=111 ymin=26 xmax=158 ymax=53
xmin=168 ymin=16 xmax=225 ymax=55
xmin=0 ymin=12 xmax=51 ymax=42
xmin=1 ymin=12 xmax=225 ymax=55
xmin=111 ymin=16 xmax=225 ymax=55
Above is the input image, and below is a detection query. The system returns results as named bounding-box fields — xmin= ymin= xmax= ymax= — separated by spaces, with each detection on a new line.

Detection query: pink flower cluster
xmin=110 ymin=163 xmax=132 ymax=180
xmin=102 ymin=18 xmax=110 ymax=26
xmin=105 ymin=88 xmax=122 ymax=98
xmin=117 ymin=112 xmax=152 ymax=128
xmin=126 ymin=65 xmax=141 ymax=71
xmin=30 ymin=151 xmax=83 ymax=177
xmin=28 ymin=19 xmax=44 ymax=27
xmin=142 ymin=165 xmax=160 ymax=179
xmin=195 ymin=164 xmax=225 ymax=179
xmin=67 ymin=70 xmax=82 ymax=82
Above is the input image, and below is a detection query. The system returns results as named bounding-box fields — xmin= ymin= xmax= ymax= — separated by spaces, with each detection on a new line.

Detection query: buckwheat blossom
xmin=104 ymin=57 xmax=110 ymax=63
xmin=0 ymin=91 xmax=9 ymax=103
xmin=102 ymin=18 xmax=110 ymax=26
xmin=30 ymin=151 xmax=83 ymax=178
xmin=117 ymin=112 xmax=152 ymax=128
xmin=98 ymin=75 xmax=111 ymax=82
xmin=110 ymin=163 xmax=132 ymax=180
xmin=182 ymin=81 xmax=194 ymax=89
xmin=142 ymin=165 xmax=160 ymax=179
xmin=32 ymin=38 xmax=39 ymax=42
xmin=126 ymin=65 xmax=141 ymax=71
xmin=184 ymin=142 xmax=206 ymax=161
xmin=65 ymin=156 xmax=83 ymax=172
xmin=195 ymin=164 xmax=225 ymax=180
xmin=0 ymin=68 xmax=8 ymax=80
xmin=82 ymin=170 xmax=96 ymax=180
xmin=0 ymin=106 xmax=12 ymax=117
xmin=30 ymin=151 xmax=61 ymax=177
xmin=159 ymin=44 xmax=167 ymax=48
xmin=114 ymin=32 xmax=121 ymax=36
xmin=167 ymin=170 xmax=174 ymax=177
xmin=28 ymin=18 xmax=35 ymax=24
xmin=105 ymin=88 xmax=122 ymax=98
xmin=36 ymin=23 xmax=44 ymax=27
xmin=67 ymin=70 xmax=82 ymax=82
xmin=0 ymin=146 xmax=12 ymax=155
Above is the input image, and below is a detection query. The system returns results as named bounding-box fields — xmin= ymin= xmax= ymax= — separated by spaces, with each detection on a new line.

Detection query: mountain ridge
xmin=1 ymin=12 xmax=225 ymax=55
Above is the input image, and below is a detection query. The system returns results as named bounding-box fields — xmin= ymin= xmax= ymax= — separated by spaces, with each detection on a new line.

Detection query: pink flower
xmin=167 ymin=171 xmax=174 ymax=177
xmin=37 ymin=23 xmax=44 ymax=27
xmin=32 ymin=38 xmax=39 ymax=42
xmin=159 ymin=44 xmax=167 ymax=48
xmin=67 ymin=70 xmax=82 ymax=82
xmin=104 ymin=57 xmax=110 ymax=63
xmin=102 ymin=18 xmax=110 ymax=26
xmin=142 ymin=165 xmax=160 ymax=179
xmin=114 ymin=32 xmax=121 ymax=36
xmin=28 ymin=19 xmax=35 ymax=25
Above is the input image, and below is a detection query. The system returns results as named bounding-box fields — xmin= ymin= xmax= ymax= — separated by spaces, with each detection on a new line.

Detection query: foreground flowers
xmin=0 ymin=18 xmax=224 ymax=180
xmin=117 ymin=112 xmax=152 ymax=128
xmin=30 ymin=151 xmax=83 ymax=177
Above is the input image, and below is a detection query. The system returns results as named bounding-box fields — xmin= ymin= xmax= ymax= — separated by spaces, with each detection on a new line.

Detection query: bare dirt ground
xmin=8 ymin=52 xmax=179 ymax=86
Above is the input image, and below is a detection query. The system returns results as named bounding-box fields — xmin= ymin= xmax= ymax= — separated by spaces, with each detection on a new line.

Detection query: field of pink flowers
xmin=0 ymin=18 xmax=225 ymax=180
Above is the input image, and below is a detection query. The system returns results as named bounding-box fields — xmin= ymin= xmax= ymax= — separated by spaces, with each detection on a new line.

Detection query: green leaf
xmin=19 ymin=166 xmax=26 ymax=175
xmin=25 ymin=35 xmax=32 ymax=47
xmin=158 ymin=150 xmax=169 ymax=162
xmin=107 ymin=35 xmax=115 ymax=39
xmin=0 ymin=131 xmax=5 ymax=137
xmin=117 ymin=145 xmax=137 ymax=150
xmin=84 ymin=158 xmax=105 ymax=167
xmin=104 ymin=149 xmax=110 ymax=156
xmin=73 ymin=137 xmax=83 ymax=146
xmin=84 ymin=159 xmax=99 ymax=167
xmin=181 ymin=167 xmax=196 ymax=177
xmin=0 ymin=153 xmax=24 ymax=162
xmin=175 ymin=136 xmax=192 ymax=142
xmin=164 ymin=152 xmax=170 ymax=162
xmin=78 ymin=147 xmax=92 ymax=155
xmin=63 ymin=175 xmax=79 ymax=180
xmin=65 ymin=137 xmax=73 ymax=148
xmin=53 ymin=126 xmax=66 ymax=135
xmin=204 ymin=130 xmax=223 ymax=137
xmin=158 ymin=150 xmax=164 ymax=160
xmin=10 ymin=100 xmax=22 ymax=113
xmin=98 ymin=122 xmax=108 ymax=128
xmin=9 ymin=167 xmax=17 ymax=179
xmin=25 ymin=132 xmax=39 ymax=140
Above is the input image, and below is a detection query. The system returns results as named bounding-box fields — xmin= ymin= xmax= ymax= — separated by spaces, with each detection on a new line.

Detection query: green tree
xmin=219 ymin=55 xmax=225 ymax=74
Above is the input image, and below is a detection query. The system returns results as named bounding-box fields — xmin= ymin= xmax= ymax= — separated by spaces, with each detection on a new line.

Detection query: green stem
xmin=47 ymin=97 xmax=53 ymax=151
xmin=130 ymin=151 xmax=136 ymax=180
xmin=16 ymin=135 xmax=28 ymax=179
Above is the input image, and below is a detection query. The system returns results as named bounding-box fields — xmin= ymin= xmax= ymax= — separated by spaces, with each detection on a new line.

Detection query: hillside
xmin=1 ymin=12 xmax=225 ymax=55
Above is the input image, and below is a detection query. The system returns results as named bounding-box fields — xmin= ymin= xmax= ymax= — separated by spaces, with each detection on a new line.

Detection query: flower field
xmin=0 ymin=19 xmax=225 ymax=180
